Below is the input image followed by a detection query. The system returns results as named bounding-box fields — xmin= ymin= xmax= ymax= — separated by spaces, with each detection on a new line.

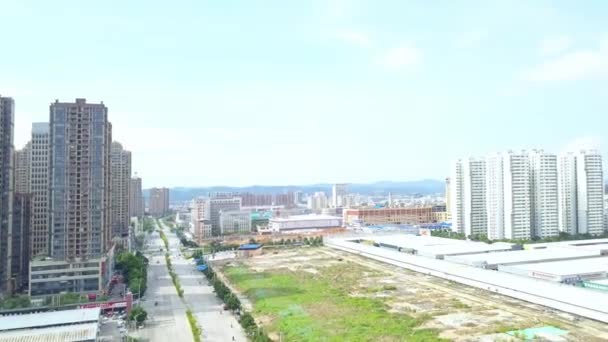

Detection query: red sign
xmin=79 ymin=301 xmax=127 ymax=310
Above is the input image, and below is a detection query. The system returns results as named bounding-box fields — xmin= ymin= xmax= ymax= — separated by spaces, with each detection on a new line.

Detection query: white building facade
xmin=558 ymin=153 xmax=578 ymax=235
xmin=530 ymin=150 xmax=559 ymax=238
xmin=220 ymin=210 xmax=252 ymax=235
xmin=576 ymin=150 xmax=604 ymax=235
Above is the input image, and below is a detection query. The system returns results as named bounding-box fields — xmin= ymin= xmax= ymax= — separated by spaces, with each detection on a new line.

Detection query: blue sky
xmin=1 ymin=1 xmax=607 ymax=188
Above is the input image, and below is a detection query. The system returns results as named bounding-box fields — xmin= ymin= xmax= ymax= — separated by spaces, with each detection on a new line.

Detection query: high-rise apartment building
xmin=503 ymin=151 xmax=532 ymax=240
xmin=308 ymin=192 xmax=328 ymax=212
xmin=530 ymin=150 xmax=559 ymax=238
xmin=110 ymin=142 xmax=131 ymax=239
xmin=558 ymin=153 xmax=578 ymax=234
xmin=450 ymin=161 xmax=465 ymax=234
xmin=463 ymin=158 xmax=487 ymax=237
xmin=445 ymin=177 xmax=451 ymax=220
xmin=576 ymin=150 xmax=604 ymax=235
xmin=485 ymin=154 xmax=505 ymax=240
xmin=332 ymin=183 xmax=348 ymax=208
xmin=11 ymin=193 xmax=31 ymax=292
xmin=0 ymin=95 xmax=15 ymax=294
xmin=49 ymin=98 xmax=112 ymax=260
xmin=149 ymin=187 xmax=170 ymax=217
xmin=129 ymin=175 xmax=144 ymax=218
xmin=14 ymin=143 xmax=31 ymax=194
xmin=30 ymin=123 xmax=50 ymax=257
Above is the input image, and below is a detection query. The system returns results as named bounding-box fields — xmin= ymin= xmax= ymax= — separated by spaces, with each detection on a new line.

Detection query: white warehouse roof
xmin=270 ymin=214 xmax=340 ymax=222
xmin=444 ymin=247 xmax=601 ymax=268
xmin=498 ymin=257 xmax=608 ymax=281
xmin=0 ymin=322 xmax=98 ymax=342
xmin=525 ymin=239 xmax=608 ymax=251
xmin=0 ymin=308 xmax=100 ymax=331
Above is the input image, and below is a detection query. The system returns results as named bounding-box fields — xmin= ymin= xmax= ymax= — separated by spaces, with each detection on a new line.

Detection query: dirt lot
xmin=218 ymin=246 xmax=608 ymax=341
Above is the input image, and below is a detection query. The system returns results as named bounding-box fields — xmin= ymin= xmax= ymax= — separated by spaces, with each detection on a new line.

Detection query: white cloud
xmin=540 ymin=35 xmax=572 ymax=56
xmin=334 ymin=30 xmax=371 ymax=47
xmin=453 ymin=31 xmax=488 ymax=49
xmin=523 ymin=39 xmax=608 ymax=82
xmin=377 ymin=45 xmax=423 ymax=71
xmin=561 ymin=136 xmax=602 ymax=153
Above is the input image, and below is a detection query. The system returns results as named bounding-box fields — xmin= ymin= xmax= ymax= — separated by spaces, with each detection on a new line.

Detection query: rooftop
xmin=0 ymin=308 xmax=100 ymax=331
xmin=501 ymin=256 xmax=608 ymax=276
xmin=445 ymin=247 xmax=601 ymax=267
xmin=0 ymin=322 xmax=98 ymax=342
xmin=270 ymin=214 xmax=341 ymax=222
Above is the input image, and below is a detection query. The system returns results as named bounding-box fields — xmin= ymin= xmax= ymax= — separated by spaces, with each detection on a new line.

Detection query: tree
xmin=128 ymin=306 xmax=148 ymax=325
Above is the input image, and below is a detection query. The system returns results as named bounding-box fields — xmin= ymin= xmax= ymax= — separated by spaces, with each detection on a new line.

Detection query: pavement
xmin=132 ymin=220 xmax=246 ymax=342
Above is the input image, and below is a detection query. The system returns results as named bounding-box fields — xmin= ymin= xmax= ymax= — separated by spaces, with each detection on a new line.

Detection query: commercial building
xmin=49 ymin=98 xmax=112 ymax=260
xmin=0 ymin=95 xmax=15 ymax=294
xmin=0 ymin=307 xmax=100 ymax=342
xmin=10 ymin=193 xmax=31 ymax=292
xmin=193 ymin=220 xmax=212 ymax=242
xmin=576 ymin=150 xmax=605 ymax=235
xmin=209 ymin=197 xmax=241 ymax=236
xmin=498 ymin=257 xmax=608 ymax=283
xmin=332 ymin=183 xmax=348 ymax=208
xmin=29 ymin=257 xmax=108 ymax=296
xmin=110 ymin=142 xmax=131 ymax=239
xmin=149 ymin=187 xmax=170 ymax=216
xmin=530 ymin=150 xmax=559 ymax=238
xmin=29 ymin=122 xmax=51 ymax=257
xmin=269 ymin=214 xmax=341 ymax=232
xmin=129 ymin=175 xmax=144 ymax=218
xmin=13 ymin=143 xmax=30 ymax=194
xmin=343 ymin=207 xmax=434 ymax=226
xmin=220 ymin=210 xmax=252 ymax=235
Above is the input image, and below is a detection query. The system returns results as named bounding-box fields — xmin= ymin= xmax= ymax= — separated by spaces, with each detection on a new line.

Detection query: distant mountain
xmin=144 ymin=180 xmax=445 ymax=202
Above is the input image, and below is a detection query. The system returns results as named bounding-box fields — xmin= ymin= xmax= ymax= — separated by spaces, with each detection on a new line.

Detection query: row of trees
xmin=165 ymin=253 xmax=184 ymax=297
xmin=115 ymin=251 xmax=149 ymax=298
xmin=261 ymin=236 xmax=324 ymax=247
xmin=202 ymin=267 xmax=270 ymax=341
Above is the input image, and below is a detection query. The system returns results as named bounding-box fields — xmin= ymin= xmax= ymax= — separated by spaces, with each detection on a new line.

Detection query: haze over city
xmin=2 ymin=0 xmax=608 ymax=187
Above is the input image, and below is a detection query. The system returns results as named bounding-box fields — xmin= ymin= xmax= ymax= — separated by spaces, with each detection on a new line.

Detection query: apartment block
xmin=11 ymin=193 xmax=31 ymax=292
xmin=149 ymin=187 xmax=170 ymax=217
xmin=485 ymin=154 xmax=505 ymax=240
xmin=530 ymin=150 xmax=559 ymax=238
xmin=49 ymin=98 xmax=112 ymax=260
xmin=110 ymin=142 xmax=131 ymax=239
xmin=503 ymin=151 xmax=532 ymax=240
xmin=209 ymin=197 xmax=241 ymax=236
xmin=129 ymin=176 xmax=144 ymax=218
xmin=332 ymin=183 xmax=348 ymax=208
xmin=576 ymin=150 xmax=605 ymax=235
xmin=463 ymin=158 xmax=487 ymax=237
xmin=30 ymin=123 xmax=50 ymax=257
xmin=14 ymin=143 xmax=30 ymax=194
xmin=0 ymin=95 xmax=15 ymax=294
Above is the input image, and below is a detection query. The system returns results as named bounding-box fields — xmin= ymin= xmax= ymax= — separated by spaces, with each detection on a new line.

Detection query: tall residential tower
xmin=110 ymin=142 xmax=131 ymax=239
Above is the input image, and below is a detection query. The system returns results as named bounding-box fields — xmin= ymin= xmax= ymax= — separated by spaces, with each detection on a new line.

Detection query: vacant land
xmin=218 ymin=247 xmax=608 ymax=341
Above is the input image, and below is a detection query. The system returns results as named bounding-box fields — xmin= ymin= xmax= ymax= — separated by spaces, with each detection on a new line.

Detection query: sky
xmin=1 ymin=1 xmax=608 ymax=188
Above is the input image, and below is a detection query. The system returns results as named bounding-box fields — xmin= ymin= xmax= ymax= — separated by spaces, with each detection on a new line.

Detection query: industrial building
xmin=0 ymin=307 xmax=100 ymax=341
xmin=326 ymin=236 xmax=608 ymax=323
xmin=343 ymin=207 xmax=434 ymax=227
xmin=269 ymin=214 xmax=341 ymax=232
xmin=443 ymin=247 xmax=601 ymax=269
xmin=524 ymin=238 xmax=608 ymax=255
xmin=498 ymin=257 xmax=608 ymax=283
xmin=357 ymin=234 xmax=517 ymax=259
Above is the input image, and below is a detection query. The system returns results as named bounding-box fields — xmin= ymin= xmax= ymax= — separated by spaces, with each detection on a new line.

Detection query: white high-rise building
xmin=332 ymin=184 xmax=348 ymax=208
xmin=308 ymin=192 xmax=328 ymax=212
xmin=463 ymin=158 xmax=487 ymax=237
xmin=530 ymin=150 xmax=559 ymax=238
xmin=558 ymin=153 xmax=578 ymax=235
xmin=450 ymin=161 xmax=465 ymax=234
xmin=576 ymin=150 xmax=605 ymax=235
xmin=503 ymin=151 xmax=532 ymax=240
xmin=485 ymin=154 xmax=505 ymax=240
xmin=451 ymin=158 xmax=487 ymax=236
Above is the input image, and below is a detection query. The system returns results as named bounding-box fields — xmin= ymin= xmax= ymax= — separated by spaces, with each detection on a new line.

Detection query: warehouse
xmin=359 ymin=234 xmax=517 ymax=258
xmin=269 ymin=214 xmax=341 ymax=232
xmin=444 ymin=247 xmax=601 ymax=269
xmin=498 ymin=257 xmax=608 ymax=283
xmin=0 ymin=307 xmax=100 ymax=342
xmin=524 ymin=239 xmax=608 ymax=255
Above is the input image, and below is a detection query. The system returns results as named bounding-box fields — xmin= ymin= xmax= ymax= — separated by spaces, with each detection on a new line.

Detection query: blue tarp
xmin=238 ymin=243 xmax=262 ymax=250
xmin=197 ymin=265 xmax=208 ymax=271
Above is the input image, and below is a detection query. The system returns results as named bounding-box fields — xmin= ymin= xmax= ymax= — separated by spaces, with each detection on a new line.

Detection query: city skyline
xmin=1 ymin=1 xmax=608 ymax=187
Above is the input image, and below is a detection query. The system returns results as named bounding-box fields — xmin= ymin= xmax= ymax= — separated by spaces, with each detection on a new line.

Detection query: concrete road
xmin=135 ymin=220 xmax=246 ymax=342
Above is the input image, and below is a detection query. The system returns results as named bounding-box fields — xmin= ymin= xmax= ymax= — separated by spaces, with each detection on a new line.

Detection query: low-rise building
xmin=343 ymin=207 xmax=434 ymax=227
xmin=269 ymin=214 xmax=341 ymax=232
xmin=29 ymin=257 xmax=107 ymax=297
xmin=220 ymin=210 xmax=252 ymax=235
xmin=194 ymin=219 xmax=213 ymax=243
xmin=237 ymin=243 xmax=263 ymax=258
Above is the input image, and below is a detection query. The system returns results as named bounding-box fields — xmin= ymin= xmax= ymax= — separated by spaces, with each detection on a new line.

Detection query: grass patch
xmin=223 ymin=263 xmax=445 ymax=341
xmin=165 ymin=253 xmax=183 ymax=297
xmin=159 ymin=229 xmax=169 ymax=250
xmin=186 ymin=309 xmax=202 ymax=342
xmin=450 ymin=298 xmax=471 ymax=309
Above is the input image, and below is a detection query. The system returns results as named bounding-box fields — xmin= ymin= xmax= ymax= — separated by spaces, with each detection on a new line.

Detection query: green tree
xmin=128 ymin=306 xmax=148 ymax=325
